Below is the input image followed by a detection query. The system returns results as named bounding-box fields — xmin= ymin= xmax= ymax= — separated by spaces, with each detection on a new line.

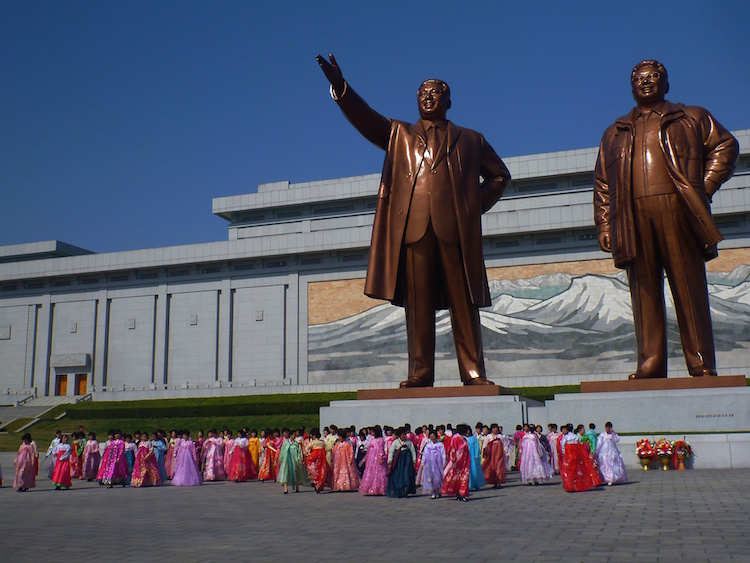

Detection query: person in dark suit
xmin=594 ymin=60 xmax=739 ymax=379
xmin=316 ymin=54 xmax=511 ymax=387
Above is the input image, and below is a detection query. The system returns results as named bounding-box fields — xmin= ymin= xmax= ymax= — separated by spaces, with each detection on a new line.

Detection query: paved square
xmin=1 ymin=452 xmax=748 ymax=562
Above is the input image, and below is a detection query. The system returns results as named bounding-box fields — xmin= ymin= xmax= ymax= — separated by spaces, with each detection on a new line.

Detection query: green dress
xmin=278 ymin=438 xmax=305 ymax=485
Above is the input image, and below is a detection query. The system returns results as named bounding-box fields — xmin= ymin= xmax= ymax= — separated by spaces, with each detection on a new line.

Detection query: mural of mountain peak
xmin=308 ymin=266 xmax=750 ymax=387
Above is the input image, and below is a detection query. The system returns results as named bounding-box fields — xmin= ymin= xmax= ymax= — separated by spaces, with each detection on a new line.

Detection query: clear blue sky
xmin=2 ymin=1 xmax=748 ymax=253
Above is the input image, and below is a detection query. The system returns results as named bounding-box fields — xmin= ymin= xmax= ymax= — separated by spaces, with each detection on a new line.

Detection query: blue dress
xmin=468 ymin=435 xmax=486 ymax=491
xmin=152 ymin=439 xmax=168 ymax=482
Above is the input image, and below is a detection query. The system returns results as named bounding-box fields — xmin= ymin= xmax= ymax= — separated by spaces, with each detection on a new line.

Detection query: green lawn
xmin=0 ymin=392 xmax=354 ymax=452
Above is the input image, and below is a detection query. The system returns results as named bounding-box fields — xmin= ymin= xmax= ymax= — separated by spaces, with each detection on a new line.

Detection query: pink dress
xmin=332 ymin=440 xmax=360 ymax=491
xmin=131 ymin=441 xmax=162 ymax=487
xmin=14 ymin=443 xmax=36 ymax=490
xmin=359 ymin=436 xmax=388 ymax=495
xmin=97 ymin=439 xmax=129 ymax=486
xmin=201 ymin=436 xmax=226 ymax=481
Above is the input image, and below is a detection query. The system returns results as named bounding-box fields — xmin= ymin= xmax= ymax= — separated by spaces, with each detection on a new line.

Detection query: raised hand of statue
xmin=315 ymin=53 xmax=345 ymax=96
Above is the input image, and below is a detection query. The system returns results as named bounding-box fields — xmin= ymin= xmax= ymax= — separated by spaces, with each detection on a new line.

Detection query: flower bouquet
xmin=636 ymin=439 xmax=656 ymax=470
xmin=655 ymin=438 xmax=672 ymax=470
xmin=671 ymin=438 xmax=693 ymax=470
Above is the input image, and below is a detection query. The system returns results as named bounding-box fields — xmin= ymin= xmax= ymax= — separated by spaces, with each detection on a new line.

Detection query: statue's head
xmin=631 ymin=59 xmax=669 ymax=107
xmin=417 ymin=78 xmax=451 ymax=121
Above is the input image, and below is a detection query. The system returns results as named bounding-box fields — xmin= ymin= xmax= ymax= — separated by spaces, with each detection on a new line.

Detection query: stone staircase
xmin=0 ymin=394 xmax=90 ymax=432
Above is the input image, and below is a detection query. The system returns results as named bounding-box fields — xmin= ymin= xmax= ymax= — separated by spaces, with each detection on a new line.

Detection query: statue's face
xmin=631 ymin=65 xmax=668 ymax=106
xmin=417 ymin=82 xmax=451 ymax=120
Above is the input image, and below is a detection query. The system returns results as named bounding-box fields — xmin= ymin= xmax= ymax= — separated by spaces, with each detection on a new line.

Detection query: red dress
xmin=440 ymin=435 xmax=470 ymax=498
xmin=258 ymin=440 xmax=279 ymax=481
xmin=305 ymin=442 xmax=330 ymax=492
xmin=561 ymin=442 xmax=602 ymax=492
xmin=51 ymin=447 xmax=73 ymax=488
xmin=481 ymin=437 xmax=506 ymax=485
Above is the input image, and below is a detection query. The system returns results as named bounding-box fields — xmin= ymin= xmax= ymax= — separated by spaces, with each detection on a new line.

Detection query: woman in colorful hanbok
xmin=359 ymin=425 xmax=389 ymax=496
xmin=481 ymin=424 xmax=507 ymax=488
xmin=467 ymin=431 xmax=486 ymax=491
xmin=51 ymin=434 xmax=73 ymax=490
xmin=152 ymin=433 xmax=168 ymax=483
xmin=171 ymin=431 xmax=202 ymax=487
xmin=595 ymin=422 xmax=627 ymax=486
xmin=258 ymin=431 xmax=280 ymax=482
xmin=165 ymin=430 xmax=178 ymax=479
xmin=519 ymin=426 xmax=553 ymax=485
xmin=201 ymin=430 xmax=227 ymax=481
xmin=332 ymin=432 xmax=361 ymax=492
xmin=194 ymin=430 xmax=205 ymax=463
xmin=386 ymin=428 xmax=417 ymax=498
xmin=14 ymin=433 xmax=36 ymax=492
xmin=248 ymin=430 xmax=262 ymax=470
xmin=81 ymin=432 xmax=101 ymax=481
xmin=560 ymin=424 xmax=602 ymax=492
xmin=45 ymin=430 xmax=62 ymax=479
xmin=98 ymin=430 xmax=129 ymax=487
xmin=278 ymin=429 xmax=305 ymax=493
xmin=546 ymin=424 xmax=561 ymax=474
xmin=222 ymin=430 xmax=235 ymax=473
xmin=124 ymin=434 xmax=137 ymax=486
xmin=354 ymin=429 xmax=368 ymax=477
xmin=417 ymin=431 xmax=446 ymax=498
xmin=441 ymin=425 xmax=472 ymax=501
xmin=227 ymin=430 xmax=258 ymax=482
xmin=69 ymin=432 xmax=83 ymax=479
xmin=304 ymin=428 xmax=330 ymax=493
xmin=131 ymin=434 xmax=162 ymax=487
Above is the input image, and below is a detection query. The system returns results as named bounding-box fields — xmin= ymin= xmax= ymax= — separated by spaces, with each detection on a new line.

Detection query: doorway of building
xmin=74 ymin=373 xmax=88 ymax=395
xmin=55 ymin=374 xmax=68 ymax=396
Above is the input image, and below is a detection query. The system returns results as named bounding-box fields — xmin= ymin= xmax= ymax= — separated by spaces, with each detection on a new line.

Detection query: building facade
xmin=2 ymin=131 xmax=750 ymax=401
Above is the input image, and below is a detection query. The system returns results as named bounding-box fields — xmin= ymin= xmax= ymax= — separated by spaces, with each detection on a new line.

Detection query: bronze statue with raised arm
xmin=594 ymin=60 xmax=739 ymax=379
xmin=316 ymin=54 xmax=511 ymax=387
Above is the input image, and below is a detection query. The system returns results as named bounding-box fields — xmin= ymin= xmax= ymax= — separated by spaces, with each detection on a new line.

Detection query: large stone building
xmin=2 ymin=130 xmax=750 ymax=402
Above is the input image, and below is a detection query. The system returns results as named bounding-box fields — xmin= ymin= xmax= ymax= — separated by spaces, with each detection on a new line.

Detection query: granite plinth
xmin=531 ymin=386 xmax=750 ymax=433
xmin=581 ymin=375 xmax=746 ymax=393
xmin=357 ymin=385 xmax=515 ymax=400
xmin=321 ymin=394 xmax=533 ymax=430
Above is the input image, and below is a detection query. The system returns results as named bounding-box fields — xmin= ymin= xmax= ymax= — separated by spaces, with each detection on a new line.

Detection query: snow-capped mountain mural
xmin=308 ymin=266 xmax=750 ymax=384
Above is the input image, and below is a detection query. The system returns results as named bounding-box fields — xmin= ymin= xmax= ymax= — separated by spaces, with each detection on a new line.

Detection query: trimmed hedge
xmin=66 ymin=392 xmax=356 ymax=420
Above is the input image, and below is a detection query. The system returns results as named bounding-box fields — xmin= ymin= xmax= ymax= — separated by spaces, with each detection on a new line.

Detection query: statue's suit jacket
xmin=594 ymin=101 xmax=738 ymax=268
xmin=334 ymin=86 xmax=511 ymax=308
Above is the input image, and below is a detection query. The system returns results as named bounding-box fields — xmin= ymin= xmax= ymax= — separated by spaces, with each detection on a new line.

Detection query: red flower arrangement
xmin=671 ymin=438 xmax=693 ymax=469
xmin=636 ymin=439 xmax=656 ymax=461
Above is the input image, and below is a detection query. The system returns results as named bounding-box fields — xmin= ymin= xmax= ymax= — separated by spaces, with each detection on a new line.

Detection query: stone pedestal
xmin=535 ymin=386 xmax=750 ymax=433
xmin=580 ymin=375 xmax=746 ymax=393
xmin=321 ymin=391 xmax=535 ymax=430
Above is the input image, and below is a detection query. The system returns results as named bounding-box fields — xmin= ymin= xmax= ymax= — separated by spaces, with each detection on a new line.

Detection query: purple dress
xmin=171 ymin=439 xmax=203 ymax=487
xmin=519 ymin=433 xmax=553 ymax=484
xmin=359 ymin=437 xmax=388 ymax=496
xmin=595 ymin=431 xmax=628 ymax=484
xmin=418 ymin=441 xmax=446 ymax=495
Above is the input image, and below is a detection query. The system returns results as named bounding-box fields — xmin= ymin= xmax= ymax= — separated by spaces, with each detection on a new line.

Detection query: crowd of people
xmin=7 ymin=420 xmax=627 ymax=498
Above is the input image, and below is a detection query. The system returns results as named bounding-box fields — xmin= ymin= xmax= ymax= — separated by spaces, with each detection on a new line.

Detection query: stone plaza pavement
xmin=0 ymin=451 xmax=748 ymax=562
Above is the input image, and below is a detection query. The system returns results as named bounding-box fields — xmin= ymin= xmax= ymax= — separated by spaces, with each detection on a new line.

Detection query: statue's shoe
xmin=689 ymin=366 xmax=717 ymax=377
xmin=628 ymin=371 xmax=666 ymax=380
xmin=463 ymin=377 xmax=495 ymax=386
xmin=399 ymin=378 xmax=433 ymax=388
